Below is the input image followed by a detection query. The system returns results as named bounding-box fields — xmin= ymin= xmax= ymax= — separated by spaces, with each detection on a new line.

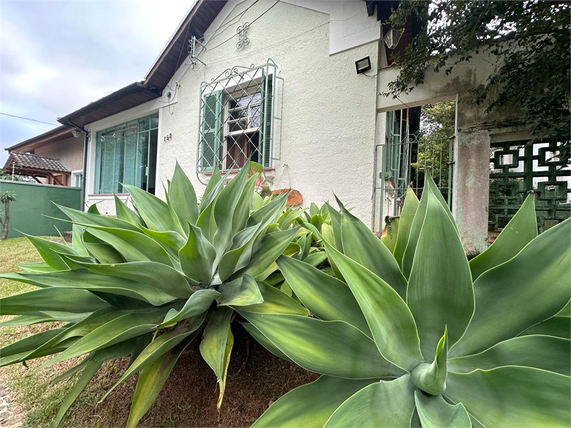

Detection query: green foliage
xmin=0 ymin=162 xmax=300 ymax=427
xmin=245 ymin=176 xmax=570 ymax=427
xmin=413 ymin=102 xmax=455 ymax=186
xmin=0 ymin=191 xmax=16 ymax=204
xmin=384 ymin=0 xmax=570 ymax=145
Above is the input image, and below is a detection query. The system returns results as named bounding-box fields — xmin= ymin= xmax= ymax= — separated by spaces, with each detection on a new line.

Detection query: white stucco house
xmin=54 ymin=0 xmax=570 ymax=252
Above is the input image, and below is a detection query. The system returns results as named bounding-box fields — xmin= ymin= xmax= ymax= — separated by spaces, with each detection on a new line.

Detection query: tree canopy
xmin=384 ymin=0 xmax=570 ymax=144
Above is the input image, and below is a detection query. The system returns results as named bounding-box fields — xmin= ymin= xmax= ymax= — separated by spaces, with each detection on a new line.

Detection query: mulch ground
xmin=62 ymin=322 xmax=319 ymax=428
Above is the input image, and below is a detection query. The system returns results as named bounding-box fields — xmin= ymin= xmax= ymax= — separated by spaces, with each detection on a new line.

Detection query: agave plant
xmin=239 ymin=177 xmax=570 ymax=427
xmin=0 ymin=163 xmax=299 ymax=427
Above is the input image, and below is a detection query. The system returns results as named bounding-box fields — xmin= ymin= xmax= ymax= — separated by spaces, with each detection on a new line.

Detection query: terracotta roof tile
xmin=4 ymin=152 xmax=69 ymax=173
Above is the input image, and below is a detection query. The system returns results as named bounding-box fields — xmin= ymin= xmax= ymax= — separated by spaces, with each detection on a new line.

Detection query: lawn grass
xmin=0 ymin=236 xmax=72 ymax=427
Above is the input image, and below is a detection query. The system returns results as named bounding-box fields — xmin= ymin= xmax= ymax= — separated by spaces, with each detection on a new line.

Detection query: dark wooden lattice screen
xmin=489 ymin=140 xmax=571 ymax=233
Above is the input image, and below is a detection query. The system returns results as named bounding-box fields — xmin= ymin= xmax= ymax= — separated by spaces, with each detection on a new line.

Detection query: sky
xmin=0 ymin=0 xmax=193 ymax=165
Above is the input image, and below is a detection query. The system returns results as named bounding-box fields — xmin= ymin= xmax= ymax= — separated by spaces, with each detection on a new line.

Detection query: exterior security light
xmin=71 ymin=129 xmax=80 ymax=138
xmin=355 ymin=56 xmax=371 ymax=74
xmin=384 ymin=27 xmax=404 ymax=49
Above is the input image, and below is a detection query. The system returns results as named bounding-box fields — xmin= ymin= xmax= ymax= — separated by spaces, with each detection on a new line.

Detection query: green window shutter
xmin=201 ymin=91 xmax=224 ymax=172
xmin=261 ymin=75 xmax=273 ymax=168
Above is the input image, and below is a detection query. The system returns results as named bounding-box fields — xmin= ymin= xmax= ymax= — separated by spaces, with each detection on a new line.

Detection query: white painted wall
xmin=156 ymin=0 xmax=380 ymax=225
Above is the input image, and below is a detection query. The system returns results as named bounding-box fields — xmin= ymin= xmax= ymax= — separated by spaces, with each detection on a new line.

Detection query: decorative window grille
xmin=197 ymin=59 xmax=282 ymax=173
xmin=94 ymin=113 xmax=159 ymax=194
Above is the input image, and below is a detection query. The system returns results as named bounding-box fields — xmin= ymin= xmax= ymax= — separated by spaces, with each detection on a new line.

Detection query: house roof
xmin=57 ymin=82 xmax=162 ymax=129
xmin=58 ymin=0 xmax=227 ymax=129
xmin=5 ymin=125 xmax=75 ymax=153
xmin=3 ymin=152 xmax=70 ymax=175
xmin=144 ymin=0 xmax=227 ymax=89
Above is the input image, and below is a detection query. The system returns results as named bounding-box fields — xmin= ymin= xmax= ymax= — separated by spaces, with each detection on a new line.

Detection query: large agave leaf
xmin=325 ymin=243 xmax=423 ymax=373
xmin=338 ymin=204 xmax=407 ymax=298
xmin=469 ymin=194 xmax=537 ymax=280
xmin=451 ymin=218 xmax=571 ymax=357
xmin=401 ymin=182 xmax=430 ymax=278
xmin=414 ymin=391 xmax=471 ymax=428
xmin=114 ymin=195 xmax=144 ymax=227
xmin=20 ymin=308 xmax=127 ymax=361
xmin=252 ymin=376 xmax=376 ymax=428
xmin=392 ymin=188 xmax=420 ymax=267
xmin=213 ymin=164 xmax=249 ymax=254
xmin=54 ymin=342 xmax=135 ymax=427
xmin=167 ymin=162 xmax=198 ymax=235
xmin=199 ymin=167 xmax=226 ymax=213
xmin=323 ymin=375 xmax=415 ymax=428
xmin=3 ymin=270 xmax=179 ymax=306
xmin=446 ymin=367 xmax=571 ymax=427
xmin=237 ymin=312 xmax=401 ymax=379
xmin=407 ymin=177 xmax=474 ymax=358
xmin=448 ymin=335 xmax=570 ymax=376
xmin=520 ymin=315 xmax=570 ymax=338
xmin=324 ymin=203 xmax=343 ymax=251
xmin=0 ymin=328 xmax=65 ymax=366
xmin=231 ymin=174 xmax=257 ymax=236
xmin=159 ymin=290 xmax=219 ymax=327
xmin=67 ymin=260 xmax=192 ymax=299
xmin=101 ymin=314 xmax=206 ymax=402
xmin=126 ymin=345 xmax=188 ymax=428
xmin=218 ymin=275 xmax=263 ymax=307
xmin=179 ymin=224 xmax=217 ymax=283
xmin=240 ymin=322 xmax=292 ymax=362
xmin=123 ymin=184 xmax=175 ymax=231
xmin=0 ymin=287 xmax=107 ymax=315
xmin=238 ymin=282 xmax=307 ymax=315
xmin=81 ymin=231 xmax=125 ymax=264
xmin=242 ymin=228 xmax=299 ymax=280
xmin=199 ymin=306 xmax=234 ymax=408
xmin=411 ymin=327 xmax=448 ymax=395
xmin=218 ymin=225 xmax=260 ymax=282
xmin=55 ymin=203 xmax=140 ymax=232
xmin=140 ymin=227 xmax=185 ymax=267
xmin=276 ymin=255 xmax=370 ymax=336
xmin=40 ymin=310 xmax=167 ymax=368
xmin=84 ymin=227 xmax=173 ymax=266
xmin=24 ymin=235 xmax=78 ymax=270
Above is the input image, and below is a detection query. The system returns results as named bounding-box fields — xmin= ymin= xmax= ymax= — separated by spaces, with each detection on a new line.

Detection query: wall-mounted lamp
xmin=71 ymin=129 xmax=81 ymax=138
xmin=384 ymin=28 xmax=404 ymax=49
xmin=355 ymin=56 xmax=372 ymax=74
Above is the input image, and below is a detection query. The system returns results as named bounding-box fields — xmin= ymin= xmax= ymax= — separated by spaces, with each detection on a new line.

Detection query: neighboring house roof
xmin=3 ymin=152 xmax=70 ymax=174
xmin=5 ymin=125 xmax=75 ymax=153
xmin=58 ymin=0 xmax=227 ymax=129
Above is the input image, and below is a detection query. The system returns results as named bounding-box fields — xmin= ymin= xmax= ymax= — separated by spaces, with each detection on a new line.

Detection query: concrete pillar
xmin=452 ymin=129 xmax=490 ymax=254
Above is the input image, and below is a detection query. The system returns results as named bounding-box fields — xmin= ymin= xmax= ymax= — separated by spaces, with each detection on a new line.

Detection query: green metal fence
xmin=375 ymin=108 xmax=454 ymax=225
xmin=0 ymin=181 xmax=81 ymax=238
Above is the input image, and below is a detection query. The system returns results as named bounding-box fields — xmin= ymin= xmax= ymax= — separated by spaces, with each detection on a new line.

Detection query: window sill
xmin=202 ymin=168 xmax=275 ymax=177
xmin=87 ymin=193 xmax=129 ymax=197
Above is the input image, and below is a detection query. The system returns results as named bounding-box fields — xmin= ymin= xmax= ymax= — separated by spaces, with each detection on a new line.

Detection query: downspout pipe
xmin=59 ymin=119 xmax=88 ymax=211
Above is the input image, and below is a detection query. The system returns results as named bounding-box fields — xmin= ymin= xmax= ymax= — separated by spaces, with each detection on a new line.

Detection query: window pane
xmin=138 ymin=132 xmax=149 ymax=190
xmin=123 ymin=133 xmax=138 ymax=189
xmin=95 ymin=113 xmax=159 ymax=193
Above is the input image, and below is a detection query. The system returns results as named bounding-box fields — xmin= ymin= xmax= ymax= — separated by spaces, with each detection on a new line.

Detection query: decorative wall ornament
xmin=236 ymin=22 xmax=250 ymax=49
